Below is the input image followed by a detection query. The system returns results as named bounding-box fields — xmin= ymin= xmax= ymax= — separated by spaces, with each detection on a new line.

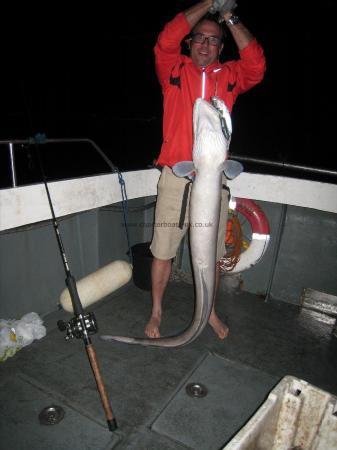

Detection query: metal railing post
xmin=9 ymin=142 xmax=17 ymax=187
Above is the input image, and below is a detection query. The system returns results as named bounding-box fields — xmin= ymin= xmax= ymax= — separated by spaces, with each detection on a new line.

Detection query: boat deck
xmin=1 ymin=279 xmax=337 ymax=450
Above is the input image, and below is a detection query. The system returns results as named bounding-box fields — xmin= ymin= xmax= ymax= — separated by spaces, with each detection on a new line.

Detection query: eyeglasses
xmin=191 ymin=33 xmax=221 ymax=46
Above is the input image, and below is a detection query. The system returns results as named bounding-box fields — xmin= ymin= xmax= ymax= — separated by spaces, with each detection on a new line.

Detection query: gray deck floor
xmin=1 ymin=280 xmax=337 ymax=450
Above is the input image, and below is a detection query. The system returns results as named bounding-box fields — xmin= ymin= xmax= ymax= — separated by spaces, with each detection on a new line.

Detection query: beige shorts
xmin=150 ymin=166 xmax=229 ymax=261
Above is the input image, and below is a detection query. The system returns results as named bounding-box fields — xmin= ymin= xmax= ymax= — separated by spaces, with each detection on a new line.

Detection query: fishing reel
xmin=57 ymin=312 xmax=98 ymax=341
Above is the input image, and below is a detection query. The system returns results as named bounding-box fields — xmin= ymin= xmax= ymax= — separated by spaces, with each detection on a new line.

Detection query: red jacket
xmin=154 ymin=12 xmax=266 ymax=167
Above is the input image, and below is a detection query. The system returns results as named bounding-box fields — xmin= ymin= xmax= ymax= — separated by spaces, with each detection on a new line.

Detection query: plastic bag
xmin=0 ymin=312 xmax=46 ymax=362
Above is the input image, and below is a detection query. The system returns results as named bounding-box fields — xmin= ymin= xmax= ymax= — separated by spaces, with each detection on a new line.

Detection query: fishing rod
xmin=34 ymin=142 xmax=117 ymax=432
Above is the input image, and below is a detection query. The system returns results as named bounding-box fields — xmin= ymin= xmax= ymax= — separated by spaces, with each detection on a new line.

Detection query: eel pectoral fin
xmin=172 ymin=161 xmax=195 ymax=179
xmin=223 ymin=160 xmax=244 ymax=180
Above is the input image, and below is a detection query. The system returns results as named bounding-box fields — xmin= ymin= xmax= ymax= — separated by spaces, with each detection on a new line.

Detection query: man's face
xmin=189 ymin=20 xmax=223 ymax=68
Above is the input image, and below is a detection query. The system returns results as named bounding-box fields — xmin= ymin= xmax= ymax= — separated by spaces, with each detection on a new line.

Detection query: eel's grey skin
xmin=100 ymin=98 xmax=232 ymax=347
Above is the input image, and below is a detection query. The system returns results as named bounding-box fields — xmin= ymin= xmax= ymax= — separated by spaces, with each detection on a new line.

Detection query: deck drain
xmin=39 ymin=405 xmax=65 ymax=425
xmin=186 ymin=383 xmax=208 ymax=398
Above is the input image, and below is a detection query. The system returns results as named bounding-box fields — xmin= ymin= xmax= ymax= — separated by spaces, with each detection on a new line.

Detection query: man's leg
xmin=146 ymin=166 xmax=190 ymax=338
xmin=144 ymin=257 xmax=172 ymax=338
xmin=208 ymin=184 xmax=230 ymax=339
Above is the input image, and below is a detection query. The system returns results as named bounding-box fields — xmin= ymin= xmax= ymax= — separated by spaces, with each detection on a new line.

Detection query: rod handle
xmin=86 ymin=343 xmax=117 ymax=431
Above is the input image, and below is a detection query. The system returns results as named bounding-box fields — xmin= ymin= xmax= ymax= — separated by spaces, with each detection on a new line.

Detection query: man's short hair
xmin=191 ymin=13 xmax=227 ymax=42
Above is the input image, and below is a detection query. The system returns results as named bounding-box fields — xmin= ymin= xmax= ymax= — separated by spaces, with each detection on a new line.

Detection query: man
xmin=145 ymin=0 xmax=266 ymax=339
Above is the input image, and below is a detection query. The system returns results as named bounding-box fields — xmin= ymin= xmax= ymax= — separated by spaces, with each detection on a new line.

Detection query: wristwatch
xmin=225 ymin=15 xmax=240 ymax=26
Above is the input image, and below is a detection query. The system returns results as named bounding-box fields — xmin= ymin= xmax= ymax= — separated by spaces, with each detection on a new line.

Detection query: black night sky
xmin=0 ymin=1 xmax=336 ymax=187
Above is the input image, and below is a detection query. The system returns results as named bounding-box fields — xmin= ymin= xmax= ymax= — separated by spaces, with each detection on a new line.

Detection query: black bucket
xmin=130 ymin=242 xmax=153 ymax=291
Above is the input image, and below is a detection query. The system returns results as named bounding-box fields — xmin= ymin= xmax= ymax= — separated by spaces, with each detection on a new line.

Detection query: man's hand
xmin=209 ymin=0 xmax=237 ymax=14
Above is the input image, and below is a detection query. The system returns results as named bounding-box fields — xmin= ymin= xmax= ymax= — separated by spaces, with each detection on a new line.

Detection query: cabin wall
xmin=0 ymin=198 xmax=148 ymax=319
xmin=178 ymin=200 xmax=337 ymax=305
xmin=268 ymin=205 xmax=337 ymax=303
xmin=1 ymin=196 xmax=337 ymax=320
xmin=235 ymin=201 xmax=337 ymax=304
xmin=98 ymin=197 xmax=155 ymax=265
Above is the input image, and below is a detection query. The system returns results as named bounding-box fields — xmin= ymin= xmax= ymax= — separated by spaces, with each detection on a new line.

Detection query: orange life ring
xmin=221 ymin=197 xmax=270 ymax=273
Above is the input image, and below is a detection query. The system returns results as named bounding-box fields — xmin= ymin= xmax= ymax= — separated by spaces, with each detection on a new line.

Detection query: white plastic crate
xmin=223 ymin=375 xmax=337 ymax=450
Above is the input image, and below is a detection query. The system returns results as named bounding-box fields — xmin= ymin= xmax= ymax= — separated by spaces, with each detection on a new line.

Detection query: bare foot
xmin=144 ymin=315 xmax=161 ymax=338
xmin=208 ymin=313 xmax=229 ymax=340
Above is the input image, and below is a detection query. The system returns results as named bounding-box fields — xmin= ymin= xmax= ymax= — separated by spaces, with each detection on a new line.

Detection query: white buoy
xmin=59 ymin=260 xmax=132 ymax=312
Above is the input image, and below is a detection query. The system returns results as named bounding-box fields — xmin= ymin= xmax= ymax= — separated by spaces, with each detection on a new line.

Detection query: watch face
xmin=228 ymin=15 xmax=240 ymax=25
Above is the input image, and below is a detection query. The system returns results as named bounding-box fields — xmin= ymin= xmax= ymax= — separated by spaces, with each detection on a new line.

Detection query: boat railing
xmin=0 ymin=137 xmax=118 ymax=188
xmin=2 ymin=137 xmax=337 ymax=189
xmin=232 ymin=154 xmax=337 ymax=179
